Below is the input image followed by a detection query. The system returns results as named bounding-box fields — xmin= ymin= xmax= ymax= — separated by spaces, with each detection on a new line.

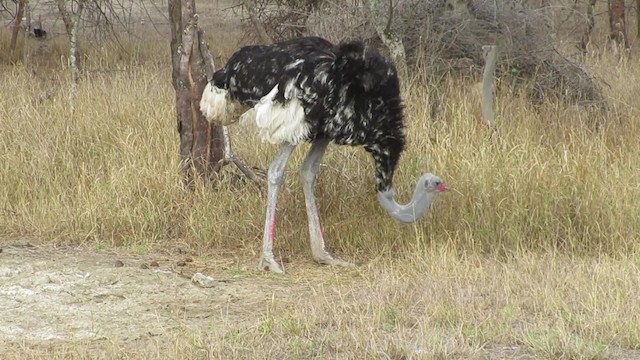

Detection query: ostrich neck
xmin=377 ymin=181 xmax=436 ymax=223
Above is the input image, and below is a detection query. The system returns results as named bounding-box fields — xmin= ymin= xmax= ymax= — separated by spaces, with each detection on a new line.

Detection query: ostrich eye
xmin=426 ymin=180 xmax=440 ymax=189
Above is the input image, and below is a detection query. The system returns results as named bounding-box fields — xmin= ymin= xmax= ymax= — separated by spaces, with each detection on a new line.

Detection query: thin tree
xmin=22 ymin=1 xmax=31 ymax=66
xmin=367 ymin=0 xmax=406 ymax=76
xmin=56 ymin=0 xmax=84 ymax=73
xmin=580 ymin=0 xmax=596 ymax=56
xmin=608 ymin=0 xmax=630 ymax=51
xmin=637 ymin=0 xmax=640 ymax=38
xmin=56 ymin=0 xmax=87 ymax=115
xmin=9 ymin=0 xmax=26 ymax=58
xmin=168 ymin=0 xmax=225 ymax=185
xmin=69 ymin=1 xmax=86 ymax=113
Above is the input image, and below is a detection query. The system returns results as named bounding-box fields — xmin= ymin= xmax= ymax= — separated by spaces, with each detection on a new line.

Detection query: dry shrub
xmin=393 ymin=0 xmax=606 ymax=110
xmin=251 ymin=0 xmax=606 ymax=111
xmin=241 ymin=0 xmax=323 ymax=42
xmin=305 ymin=1 xmax=373 ymax=44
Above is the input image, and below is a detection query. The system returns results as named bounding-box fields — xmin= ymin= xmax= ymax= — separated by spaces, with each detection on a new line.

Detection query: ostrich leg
xmin=300 ymin=139 xmax=355 ymax=267
xmin=259 ymin=143 xmax=296 ymax=273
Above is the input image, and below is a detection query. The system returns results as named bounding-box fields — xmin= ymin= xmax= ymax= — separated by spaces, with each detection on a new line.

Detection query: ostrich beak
xmin=435 ymin=183 xmax=449 ymax=192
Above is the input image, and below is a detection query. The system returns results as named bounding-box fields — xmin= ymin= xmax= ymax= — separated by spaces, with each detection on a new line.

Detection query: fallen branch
xmin=213 ymin=125 xmax=266 ymax=184
xmin=196 ymin=27 xmax=265 ymax=184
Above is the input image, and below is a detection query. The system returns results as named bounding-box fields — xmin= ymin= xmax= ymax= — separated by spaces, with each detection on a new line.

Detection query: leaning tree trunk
xmin=9 ymin=0 xmax=26 ymax=59
xmin=168 ymin=0 xmax=224 ymax=185
xmin=608 ymin=0 xmax=630 ymax=52
xmin=580 ymin=0 xmax=596 ymax=56
xmin=367 ymin=0 xmax=407 ymax=77
xmin=56 ymin=0 xmax=84 ymax=74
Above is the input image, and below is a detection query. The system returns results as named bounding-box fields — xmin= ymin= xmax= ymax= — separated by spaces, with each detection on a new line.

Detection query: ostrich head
xmin=377 ymin=172 xmax=448 ymax=224
xmin=423 ymin=173 xmax=449 ymax=193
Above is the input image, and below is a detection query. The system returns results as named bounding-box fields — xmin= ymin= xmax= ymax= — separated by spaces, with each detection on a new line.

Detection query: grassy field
xmin=1 ymin=22 xmax=640 ymax=359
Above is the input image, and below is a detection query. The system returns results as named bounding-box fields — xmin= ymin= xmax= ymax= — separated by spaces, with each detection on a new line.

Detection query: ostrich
xmin=200 ymin=37 xmax=448 ymax=273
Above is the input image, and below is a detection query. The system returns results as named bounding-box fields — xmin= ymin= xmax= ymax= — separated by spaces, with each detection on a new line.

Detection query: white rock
xmin=191 ymin=273 xmax=216 ymax=288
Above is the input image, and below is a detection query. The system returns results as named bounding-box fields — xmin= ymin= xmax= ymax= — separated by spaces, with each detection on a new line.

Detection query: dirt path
xmin=0 ymin=242 xmax=299 ymax=347
xmin=4 ymin=245 xmax=640 ymax=359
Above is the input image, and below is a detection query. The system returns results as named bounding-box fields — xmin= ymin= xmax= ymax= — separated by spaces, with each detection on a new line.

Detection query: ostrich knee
xmin=300 ymin=165 xmax=316 ymax=186
xmin=300 ymin=138 xmax=328 ymax=187
xmin=266 ymin=142 xmax=296 ymax=188
xmin=267 ymin=161 xmax=287 ymax=186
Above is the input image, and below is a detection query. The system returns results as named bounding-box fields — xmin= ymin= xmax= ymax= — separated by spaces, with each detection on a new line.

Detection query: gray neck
xmin=377 ymin=180 xmax=437 ymax=223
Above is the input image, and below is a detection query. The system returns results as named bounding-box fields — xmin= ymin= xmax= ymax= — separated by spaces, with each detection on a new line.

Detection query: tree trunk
xmin=637 ymin=0 xmax=640 ymax=38
xmin=244 ymin=0 xmax=272 ymax=44
xmin=169 ymin=0 xmax=224 ymax=185
xmin=24 ymin=3 xmax=31 ymax=32
xmin=481 ymin=45 xmax=497 ymax=132
xmin=68 ymin=1 xmax=86 ymax=114
xmin=9 ymin=0 xmax=26 ymax=59
xmin=22 ymin=1 xmax=31 ymax=66
xmin=56 ymin=0 xmax=83 ymax=73
xmin=367 ymin=0 xmax=407 ymax=77
xmin=580 ymin=0 xmax=596 ymax=56
xmin=608 ymin=0 xmax=629 ymax=51
xmin=56 ymin=0 xmax=73 ymax=37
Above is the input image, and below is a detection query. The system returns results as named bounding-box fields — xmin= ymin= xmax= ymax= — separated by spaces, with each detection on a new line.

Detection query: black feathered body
xmin=212 ymin=37 xmax=406 ymax=192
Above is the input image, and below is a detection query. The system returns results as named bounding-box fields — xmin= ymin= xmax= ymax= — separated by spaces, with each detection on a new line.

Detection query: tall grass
xmin=1 ymin=28 xmax=639 ymax=263
xmin=3 ymin=24 xmax=640 ymax=359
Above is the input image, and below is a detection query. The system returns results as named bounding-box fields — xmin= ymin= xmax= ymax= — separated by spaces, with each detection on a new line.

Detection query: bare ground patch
xmin=0 ymin=241 xmax=319 ymax=354
xmin=3 ymin=241 xmax=640 ymax=359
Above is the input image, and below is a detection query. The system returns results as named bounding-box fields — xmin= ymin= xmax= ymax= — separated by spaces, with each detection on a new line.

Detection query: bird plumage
xmin=199 ymin=36 xmax=446 ymax=273
xmin=207 ymin=36 xmax=406 ymax=192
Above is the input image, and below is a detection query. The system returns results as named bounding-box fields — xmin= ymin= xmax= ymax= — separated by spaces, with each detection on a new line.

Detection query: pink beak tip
xmin=436 ymin=184 xmax=449 ymax=192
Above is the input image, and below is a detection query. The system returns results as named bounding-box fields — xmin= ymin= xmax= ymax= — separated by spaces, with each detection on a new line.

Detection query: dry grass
xmin=1 ymin=23 xmax=640 ymax=358
xmin=2 ymin=252 xmax=640 ymax=359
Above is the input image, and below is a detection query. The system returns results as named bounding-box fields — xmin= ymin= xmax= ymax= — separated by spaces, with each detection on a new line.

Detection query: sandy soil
xmin=0 ymin=242 xmax=295 ymax=347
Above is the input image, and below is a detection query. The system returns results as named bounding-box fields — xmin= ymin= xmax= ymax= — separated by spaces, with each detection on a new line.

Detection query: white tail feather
xmin=255 ymin=84 xmax=310 ymax=145
xmin=256 ymin=85 xmax=280 ymax=128
xmin=199 ymin=83 xmax=237 ymax=124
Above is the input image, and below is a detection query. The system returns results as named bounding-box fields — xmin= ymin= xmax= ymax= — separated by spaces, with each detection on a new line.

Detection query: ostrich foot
xmin=258 ymin=255 xmax=284 ymax=274
xmin=313 ymin=253 xmax=356 ymax=268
